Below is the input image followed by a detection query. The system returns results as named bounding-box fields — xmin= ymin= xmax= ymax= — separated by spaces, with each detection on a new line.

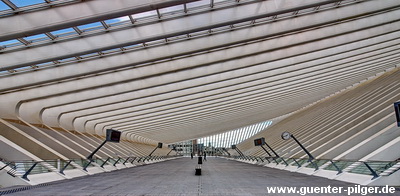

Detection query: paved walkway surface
xmin=4 ymin=157 xmax=400 ymax=196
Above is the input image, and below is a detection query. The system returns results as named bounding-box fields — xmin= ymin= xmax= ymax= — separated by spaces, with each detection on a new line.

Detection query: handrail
xmin=0 ymin=154 xmax=182 ymax=180
xmin=227 ymin=155 xmax=400 ymax=180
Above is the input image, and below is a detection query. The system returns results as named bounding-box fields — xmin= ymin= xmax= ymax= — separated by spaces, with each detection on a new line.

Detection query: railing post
xmin=113 ymin=157 xmax=121 ymax=167
xmin=280 ymin=157 xmax=289 ymax=166
xmin=123 ymin=157 xmax=130 ymax=165
xmin=83 ymin=159 xmax=93 ymax=172
xmin=330 ymin=160 xmax=342 ymax=175
xmin=100 ymin=157 xmax=110 ymax=168
xmin=363 ymin=162 xmax=379 ymax=180
xmin=144 ymin=156 xmax=149 ymax=162
xmin=22 ymin=162 xmax=38 ymax=181
xmin=310 ymin=160 xmax=319 ymax=171
xmin=273 ymin=157 xmax=279 ymax=165
xmin=293 ymin=158 xmax=301 ymax=168
xmin=59 ymin=160 xmax=72 ymax=175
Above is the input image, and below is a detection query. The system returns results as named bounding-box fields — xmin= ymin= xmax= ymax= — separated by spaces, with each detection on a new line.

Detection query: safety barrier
xmin=0 ymin=155 xmax=182 ymax=181
xmin=223 ymin=155 xmax=400 ymax=180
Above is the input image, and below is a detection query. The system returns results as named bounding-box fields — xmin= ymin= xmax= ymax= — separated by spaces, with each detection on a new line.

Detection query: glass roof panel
xmin=186 ymin=0 xmax=210 ymax=10
xmin=105 ymin=18 xmax=122 ymax=24
xmin=58 ymin=57 xmax=77 ymax=63
xmin=132 ymin=10 xmax=157 ymax=20
xmin=51 ymin=28 xmax=77 ymax=38
xmin=0 ymin=39 xmax=22 ymax=48
xmin=11 ymin=0 xmax=45 ymax=7
xmin=0 ymin=2 xmax=10 ymax=11
xmin=114 ymin=16 xmax=130 ymax=22
xmin=24 ymin=34 xmax=50 ymax=43
xmin=78 ymin=22 xmax=104 ymax=32
xmin=195 ymin=120 xmax=273 ymax=148
xmin=159 ymin=4 xmax=183 ymax=15
xmin=104 ymin=18 xmax=128 ymax=27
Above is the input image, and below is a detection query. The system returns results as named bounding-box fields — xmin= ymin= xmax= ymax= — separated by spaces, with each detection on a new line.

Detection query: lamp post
xmin=394 ymin=101 xmax=400 ymax=127
xmin=254 ymin=137 xmax=287 ymax=165
xmin=231 ymin=145 xmax=246 ymax=159
xmin=145 ymin=142 xmax=163 ymax=161
xmin=281 ymin=132 xmax=314 ymax=161
xmin=87 ymin=129 xmax=121 ymax=160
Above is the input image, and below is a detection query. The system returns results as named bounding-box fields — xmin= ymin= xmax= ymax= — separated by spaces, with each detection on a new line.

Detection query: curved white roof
xmin=0 ymin=0 xmax=399 ymax=144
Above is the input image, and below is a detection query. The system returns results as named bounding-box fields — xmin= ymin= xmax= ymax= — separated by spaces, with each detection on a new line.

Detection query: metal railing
xmin=226 ymin=155 xmax=400 ymax=180
xmin=0 ymin=155 xmax=182 ymax=181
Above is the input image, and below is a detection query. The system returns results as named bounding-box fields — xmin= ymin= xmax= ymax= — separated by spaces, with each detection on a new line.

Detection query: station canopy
xmin=0 ymin=0 xmax=399 ymax=145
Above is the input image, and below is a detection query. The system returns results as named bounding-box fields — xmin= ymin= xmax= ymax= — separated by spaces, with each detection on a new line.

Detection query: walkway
xmin=3 ymin=157 xmax=398 ymax=195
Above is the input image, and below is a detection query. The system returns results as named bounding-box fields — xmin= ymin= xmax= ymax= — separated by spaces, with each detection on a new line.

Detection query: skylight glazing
xmin=10 ymin=0 xmax=44 ymax=7
xmin=0 ymin=2 xmax=9 ymax=11
xmin=197 ymin=120 xmax=272 ymax=148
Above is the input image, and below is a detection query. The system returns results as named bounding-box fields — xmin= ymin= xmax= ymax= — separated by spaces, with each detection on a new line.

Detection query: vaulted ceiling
xmin=1 ymin=0 xmax=399 ymax=144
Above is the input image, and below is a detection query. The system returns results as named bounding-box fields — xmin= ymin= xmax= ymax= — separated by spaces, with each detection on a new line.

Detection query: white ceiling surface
xmin=0 ymin=0 xmax=400 ymax=144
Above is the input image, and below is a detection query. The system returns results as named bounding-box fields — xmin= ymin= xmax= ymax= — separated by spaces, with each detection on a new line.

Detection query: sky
xmin=0 ymin=0 xmax=218 ymax=48
xmin=0 ymin=0 xmax=53 ymax=10
xmin=0 ymin=0 xmax=124 ymax=47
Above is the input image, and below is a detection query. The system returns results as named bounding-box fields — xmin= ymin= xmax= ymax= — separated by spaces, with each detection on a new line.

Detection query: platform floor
xmin=4 ymin=157 xmax=399 ymax=196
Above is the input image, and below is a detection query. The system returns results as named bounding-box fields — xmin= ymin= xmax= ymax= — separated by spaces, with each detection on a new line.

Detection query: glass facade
xmin=197 ymin=120 xmax=272 ymax=148
xmin=172 ymin=120 xmax=272 ymax=156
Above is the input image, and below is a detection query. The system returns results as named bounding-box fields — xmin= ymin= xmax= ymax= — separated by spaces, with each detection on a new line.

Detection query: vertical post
xmin=394 ymin=102 xmax=400 ymax=127
xmin=57 ymin=159 xmax=61 ymax=171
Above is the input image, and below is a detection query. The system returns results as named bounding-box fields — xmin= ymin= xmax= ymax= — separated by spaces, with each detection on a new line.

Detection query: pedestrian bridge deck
xmin=3 ymin=157 xmax=388 ymax=195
